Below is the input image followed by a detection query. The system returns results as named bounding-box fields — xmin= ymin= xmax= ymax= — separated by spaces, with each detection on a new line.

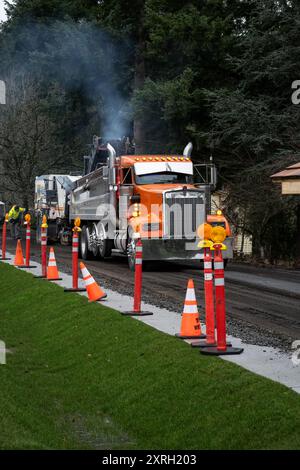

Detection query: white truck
xmin=34 ymin=174 xmax=81 ymax=243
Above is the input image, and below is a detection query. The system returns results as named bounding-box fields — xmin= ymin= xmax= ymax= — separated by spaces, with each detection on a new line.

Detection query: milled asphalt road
xmin=3 ymin=233 xmax=300 ymax=352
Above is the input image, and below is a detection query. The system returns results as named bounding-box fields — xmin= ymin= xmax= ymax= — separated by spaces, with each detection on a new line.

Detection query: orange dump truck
xmin=69 ymin=138 xmax=233 ymax=269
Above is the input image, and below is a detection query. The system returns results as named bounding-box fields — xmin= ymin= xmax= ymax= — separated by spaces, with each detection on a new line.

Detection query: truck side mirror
xmin=193 ymin=163 xmax=217 ymax=190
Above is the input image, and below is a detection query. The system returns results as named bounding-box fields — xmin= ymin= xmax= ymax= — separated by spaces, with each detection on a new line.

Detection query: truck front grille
xmin=163 ymin=190 xmax=204 ymax=239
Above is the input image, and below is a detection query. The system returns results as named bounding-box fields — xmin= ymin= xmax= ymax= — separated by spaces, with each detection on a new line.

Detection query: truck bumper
xmin=141 ymin=237 xmax=234 ymax=261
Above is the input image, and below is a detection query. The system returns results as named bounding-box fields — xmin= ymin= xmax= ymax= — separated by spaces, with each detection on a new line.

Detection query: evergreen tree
xmin=1 ymin=0 xmax=299 ymax=262
xmin=202 ymin=0 xmax=300 ymax=261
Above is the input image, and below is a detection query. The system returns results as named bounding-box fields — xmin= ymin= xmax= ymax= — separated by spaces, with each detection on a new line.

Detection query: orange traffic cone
xmin=80 ymin=262 xmax=107 ymax=302
xmin=176 ymin=279 xmax=206 ymax=339
xmin=47 ymin=247 xmax=62 ymax=281
xmin=14 ymin=240 xmax=24 ymax=267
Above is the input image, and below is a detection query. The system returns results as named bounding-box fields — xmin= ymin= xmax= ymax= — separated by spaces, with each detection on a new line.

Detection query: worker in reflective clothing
xmin=8 ymin=205 xmax=25 ymax=239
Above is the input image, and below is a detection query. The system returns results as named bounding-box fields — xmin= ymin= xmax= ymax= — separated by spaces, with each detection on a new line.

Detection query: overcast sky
xmin=0 ymin=0 xmax=7 ymax=22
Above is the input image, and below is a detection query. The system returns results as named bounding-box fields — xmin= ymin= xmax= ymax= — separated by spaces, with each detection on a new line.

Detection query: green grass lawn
xmin=0 ymin=262 xmax=300 ymax=450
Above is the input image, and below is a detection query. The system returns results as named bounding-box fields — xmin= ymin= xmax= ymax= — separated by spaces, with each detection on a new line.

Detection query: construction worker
xmin=8 ymin=205 xmax=25 ymax=239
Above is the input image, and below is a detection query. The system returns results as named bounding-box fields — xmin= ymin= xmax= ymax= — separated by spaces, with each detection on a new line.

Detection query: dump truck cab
xmin=70 ymin=139 xmax=233 ymax=269
xmin=117 ymin=153 xmax=233 ymax=269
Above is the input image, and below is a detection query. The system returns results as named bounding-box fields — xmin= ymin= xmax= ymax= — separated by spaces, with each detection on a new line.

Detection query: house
xmin=271 ymin=162 xmax=300 ymax=194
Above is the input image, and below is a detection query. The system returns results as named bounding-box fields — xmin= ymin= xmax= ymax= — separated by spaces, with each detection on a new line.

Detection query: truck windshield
xmin=135 ymin=172 xmax=193 ymax=185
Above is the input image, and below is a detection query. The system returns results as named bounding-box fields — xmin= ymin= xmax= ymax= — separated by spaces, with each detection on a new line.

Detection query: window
xmin=122 ymin=168 xmax=133 ymax=185
xmin=135 ymin=172 xmax=192 ymax=185
xmin=210 ymin=221 xmax=226 ymax=229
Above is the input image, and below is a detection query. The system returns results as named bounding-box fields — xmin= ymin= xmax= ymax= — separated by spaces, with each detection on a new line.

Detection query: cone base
xmin=200 ymin=346 xmax=244 ymax=356
xmin=191 ymin=340 xmax=232 ymax=348
xmin=175 ymin=333 xmax=206 ymax=340
xmin=47 ymin=278 xmax=63 ymax=281
xmin=89 ymin=294 xmax=107 ymax=302
xmin=64 ymin=288 xmax=86 ymax=292
xmin=18 ymin=265 xmax=37 ymax=269
xmin=0 ymin=257 xmax=11 ymax=260
xmin=122 ymin=311 xmax=153 ymax=316
xmin=35 ymin=275 xmax=47 ymax=278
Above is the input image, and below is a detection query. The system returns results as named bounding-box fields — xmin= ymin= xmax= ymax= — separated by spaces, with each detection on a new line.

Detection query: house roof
xmin=271 ymin=162 xmax=300 ymax=180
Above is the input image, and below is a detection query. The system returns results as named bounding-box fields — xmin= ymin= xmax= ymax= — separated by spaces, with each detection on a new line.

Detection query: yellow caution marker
xmin=211 ymin=243 xmax=227 ymax=251
xmin=210 ymin=226 xmax=227 ymax=250
xmin=197 ymin=223 xmax=214 ymax=248
xmin=41 ymin=214 xmax=48 ymax=229
xmin=73 ymin=217 xmax=82 ymax=232
xmin=198 ymin=239 xmax=214 ymax=249
xmin=197 ymin=222 xmax=213 ymax=241
xmin=24 ymin=213 xmax=31 ymax=225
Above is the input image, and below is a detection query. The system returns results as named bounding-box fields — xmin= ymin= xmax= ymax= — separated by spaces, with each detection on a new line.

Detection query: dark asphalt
xmin=2 ymin=233 xmax=300 ymax=352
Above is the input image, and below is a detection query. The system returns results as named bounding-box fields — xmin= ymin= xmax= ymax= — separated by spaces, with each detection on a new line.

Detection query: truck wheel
xmin=90 ymin=224 xmax=100 ymax=258
xmin=80 ymin=225 xmax=92 ymax=260
xmin=98 ymin=223 xmax=113 ymax=258
xmin=127 ymin=237 xmax=150 ymax=271
xmin=127 ymin=234 xmax=136 ymax=271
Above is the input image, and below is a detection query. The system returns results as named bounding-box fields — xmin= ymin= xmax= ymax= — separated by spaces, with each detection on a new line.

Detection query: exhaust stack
xmin=107 ymin=143 xmax=116 ymax=177
xmin=107 ymin=143 xmax=117 ymax=213
xmin=183 ymin=142 xmax=193 ymax=158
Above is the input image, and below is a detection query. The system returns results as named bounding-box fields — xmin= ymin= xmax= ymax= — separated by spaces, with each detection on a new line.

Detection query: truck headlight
xmin=132 ymin=203 xmax=140 ymax=217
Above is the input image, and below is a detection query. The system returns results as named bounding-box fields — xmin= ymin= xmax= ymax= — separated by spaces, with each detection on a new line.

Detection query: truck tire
xmin=90 ymin=224 xmax=100 ymax=258
xmin=99 ymin=239 xmax=113 ymax=258
xmin=127 ymin=237 xmax=150 ymax=271
xmin=98 ymin=223 xmax=113 ymax=258
xmin=80 ymin=225 xmax=92 ymax=260
xmin=127 ymin=234 xmax=136 ymax=271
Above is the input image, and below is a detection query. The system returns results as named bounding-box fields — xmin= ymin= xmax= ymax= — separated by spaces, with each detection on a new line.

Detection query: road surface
xmin=3 ymin=234 xmax=300 ymax=350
